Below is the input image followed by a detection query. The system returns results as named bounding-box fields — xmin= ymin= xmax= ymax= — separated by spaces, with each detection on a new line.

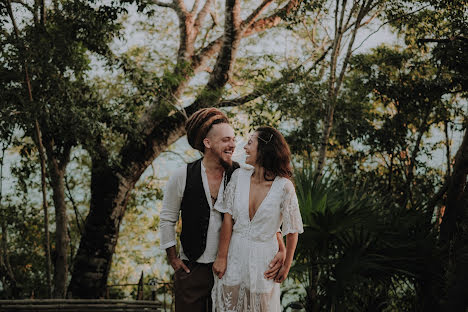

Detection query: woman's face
xmin=244 ymin=132 xmax=259 ymax=166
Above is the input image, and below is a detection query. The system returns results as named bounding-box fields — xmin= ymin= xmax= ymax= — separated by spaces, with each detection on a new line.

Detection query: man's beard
xmin=220 ymin=157 xmax=233 ymax=169
xmin=214 ymin=149 xmax=233 ymax=169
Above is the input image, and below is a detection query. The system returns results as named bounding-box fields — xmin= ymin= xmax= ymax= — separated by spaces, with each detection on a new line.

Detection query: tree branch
xmin=418 ymin=36 xmax=468 ymax=44
xmin=6 ymin=0 xmax=53 ymax=297
xmin=359 ymin=6 xmax=381 ymax=27
xmin=334 ymin=0 xmax=367 ymax=95
xmin=191 ymin=0 xmax=242 ymax=107
xmin=171 ymin=0 xmax=192 ymax=62
xmin=192 ymin=36 xmax=224 ymax=72
xmin=192 ymin=0 xmax=304 ymax=72
xmin=174 ymin=0 xmax=188 ymax=13
xmin=127 ymin=0 xmax=306 ymax=181
xmin=217 ymin=45 xmax=332 ymax=108
xmin=302 ymin=18 xmax=318 ymax=48
xmin=194 ymin=0 xmax=214 ymax=34
xmin=243 ymin=0 xmax=302 ymax=36
xmin=240 ymin=0 xmax=274 ymax=31
xmin=304 ymin=44 xmax=333 ymax=75
xmin=352 ymin=3 xmax=431 ymax=53
xmin=65 ymin=174 xmax=84 ymax=235
xmin=199 ymin=14 xmax=218 ymax=49
xmin=40 ymin=0 xmax=46 ymax=24
xmin=445 ymin=120 xmax=452 ymax=178
xmin=191 ymin=0 xmax=201 ymax=13
xmin=149 ymin=0 xmax=176 ymax=8
xmin=403 ymin=109 xmax=432 ymax=208
xmin=328 ymin=0 xmax=347 ymax=99
xmin=342 ymin=0 xmax=358 ymax=31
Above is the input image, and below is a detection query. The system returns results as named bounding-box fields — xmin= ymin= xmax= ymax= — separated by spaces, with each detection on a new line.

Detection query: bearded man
xmin=159 ymin=108 xmax=285 ymax=311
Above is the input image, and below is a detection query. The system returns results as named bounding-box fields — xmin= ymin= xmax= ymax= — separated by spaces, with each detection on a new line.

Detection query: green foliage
xmin=284 ymin=0 xmax=328 ymax=26
xmin=342 ymin=44 xmax=462 ymax=206
xmin=386 ymin=0 xmax=468 ymax=91
xmin=0 ymin=197 xmax=50 ymax=298
xmin=0 ymin=0 xmax=126 ymax=168
xmin=292 ymin=162 xmax=443 ymax=311
xmin=258 ymin=42 xmax=463 ymax=211
xmin=264 ymin=71 xmax=328 ymax=155
xmin=0 ymin=0 xmax=128 ymax=296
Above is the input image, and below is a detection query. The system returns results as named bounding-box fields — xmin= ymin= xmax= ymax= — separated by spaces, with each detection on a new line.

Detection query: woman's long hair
xmin=255 ymin=126 xmax=293 ymax=181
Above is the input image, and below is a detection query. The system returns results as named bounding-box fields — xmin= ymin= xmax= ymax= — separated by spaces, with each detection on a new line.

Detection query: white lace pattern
xmin=212 ymin=168 xmax=304 ymax=312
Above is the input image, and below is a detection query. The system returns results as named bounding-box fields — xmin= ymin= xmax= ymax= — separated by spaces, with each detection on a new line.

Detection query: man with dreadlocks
xmin=160 ymin=108 xmax=285 ymax=311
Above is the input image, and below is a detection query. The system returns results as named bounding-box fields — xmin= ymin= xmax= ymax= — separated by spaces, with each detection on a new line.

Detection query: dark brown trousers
xmin=174 ymin=261 xmax=214 ymax=312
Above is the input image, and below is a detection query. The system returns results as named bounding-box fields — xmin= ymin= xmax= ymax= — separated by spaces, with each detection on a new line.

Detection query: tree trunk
xmin=307 ymin=264 xmax=320 ymax=312
xmin=69 ymin=119 xmax=187 ymax=298
xmin=315 ymin=0 xmax=343 ymax=176
xmin=68 ymin=164 xmax=135 ymax=298
xmin=442 ymin=187 xmax=468 ymax=311
xmin=316 ymin=104 xmax=335 ymax=176
xmin=440 ymin=123 xmax=468 ymax=243
xmin=44 ymin=138 xmax=70 ymax=299
xmin=403 ymin=108 xmax=432 ymax=208
xmin=34 ymin=121 xmax=53 ymax=298
xmin=6 ymin=0 xmax=54 ymax=297
xmin=439 ymin=122 xmax=468 ymax=310
xmin=315 ymin=0 xmax=369 ymax=176
xmin=444 ymin=120 xmax=452 ymax=177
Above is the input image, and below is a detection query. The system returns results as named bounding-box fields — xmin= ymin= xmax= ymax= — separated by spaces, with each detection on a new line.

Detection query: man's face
xmin=204 ymin=123 xmax=236 ymax=167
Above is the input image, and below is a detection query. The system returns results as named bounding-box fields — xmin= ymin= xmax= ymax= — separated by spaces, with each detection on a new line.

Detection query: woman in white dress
xmin=212 ymin=126 xmax=304 ymax=312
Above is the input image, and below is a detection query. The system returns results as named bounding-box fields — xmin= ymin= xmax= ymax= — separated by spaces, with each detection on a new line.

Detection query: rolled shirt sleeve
xmin=159 ymin=167 xmax=186 ymax=250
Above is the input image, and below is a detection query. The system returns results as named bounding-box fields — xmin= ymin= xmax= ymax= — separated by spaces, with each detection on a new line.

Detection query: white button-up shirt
xmin=159 ymin=161 xmax=226 ymax=263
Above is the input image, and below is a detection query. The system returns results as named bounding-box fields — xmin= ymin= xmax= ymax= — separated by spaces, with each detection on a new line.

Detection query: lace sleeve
xmin=214 ymin=169 xmax=239 ymax=215
xmin=281 ymin=180 xmax=304 ymax=236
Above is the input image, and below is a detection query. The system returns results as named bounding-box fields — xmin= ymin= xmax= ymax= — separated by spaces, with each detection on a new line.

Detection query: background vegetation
xmin=0 ymin=0 xmax=466 ymax=310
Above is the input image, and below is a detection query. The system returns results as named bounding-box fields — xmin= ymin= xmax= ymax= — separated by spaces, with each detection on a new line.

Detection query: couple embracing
xmin=160 ymin=108 xmax=303 ymax=312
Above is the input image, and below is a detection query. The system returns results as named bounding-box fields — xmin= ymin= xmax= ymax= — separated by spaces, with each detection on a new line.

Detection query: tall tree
xmin=1 ymin=0 xmax=308 ymax=298
xmin=0 ymin=116 xmax=18 ymax=297
xmin=348 ymin=46 xmax=459 ymax=208
xmin=64 ymin=0 xmax=305 ymax=298
xmin=5 ymin=0 xmax=53 ymax=297
xmin=439 ymin=122 xmax=468 ymax=310
xmin=311 ymin=0 xmax=385 ymax=176
xmin=0 ymin=0 xmax=122 ymax=297
xmin=389 ymin=0 xmax=468 ymax=307
xmin=225 ymin=0 xmax=387 ymax=174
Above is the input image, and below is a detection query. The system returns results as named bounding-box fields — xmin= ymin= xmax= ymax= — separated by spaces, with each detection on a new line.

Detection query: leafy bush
xmin=291 ymin=162 xmax=443 ymax=311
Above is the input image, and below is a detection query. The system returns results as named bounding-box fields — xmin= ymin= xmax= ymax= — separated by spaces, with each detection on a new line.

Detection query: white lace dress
xmin=212 ymin=168 xmax=304 ymax=312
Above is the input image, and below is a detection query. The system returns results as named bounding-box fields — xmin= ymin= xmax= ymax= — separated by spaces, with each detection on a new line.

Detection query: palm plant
xmin=291 ymin=162 xmax=443 ymax=312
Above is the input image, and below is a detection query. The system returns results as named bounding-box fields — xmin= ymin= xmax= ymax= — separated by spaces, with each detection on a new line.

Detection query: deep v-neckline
xmin=247 ymin=171 xmax=277 ymax=222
